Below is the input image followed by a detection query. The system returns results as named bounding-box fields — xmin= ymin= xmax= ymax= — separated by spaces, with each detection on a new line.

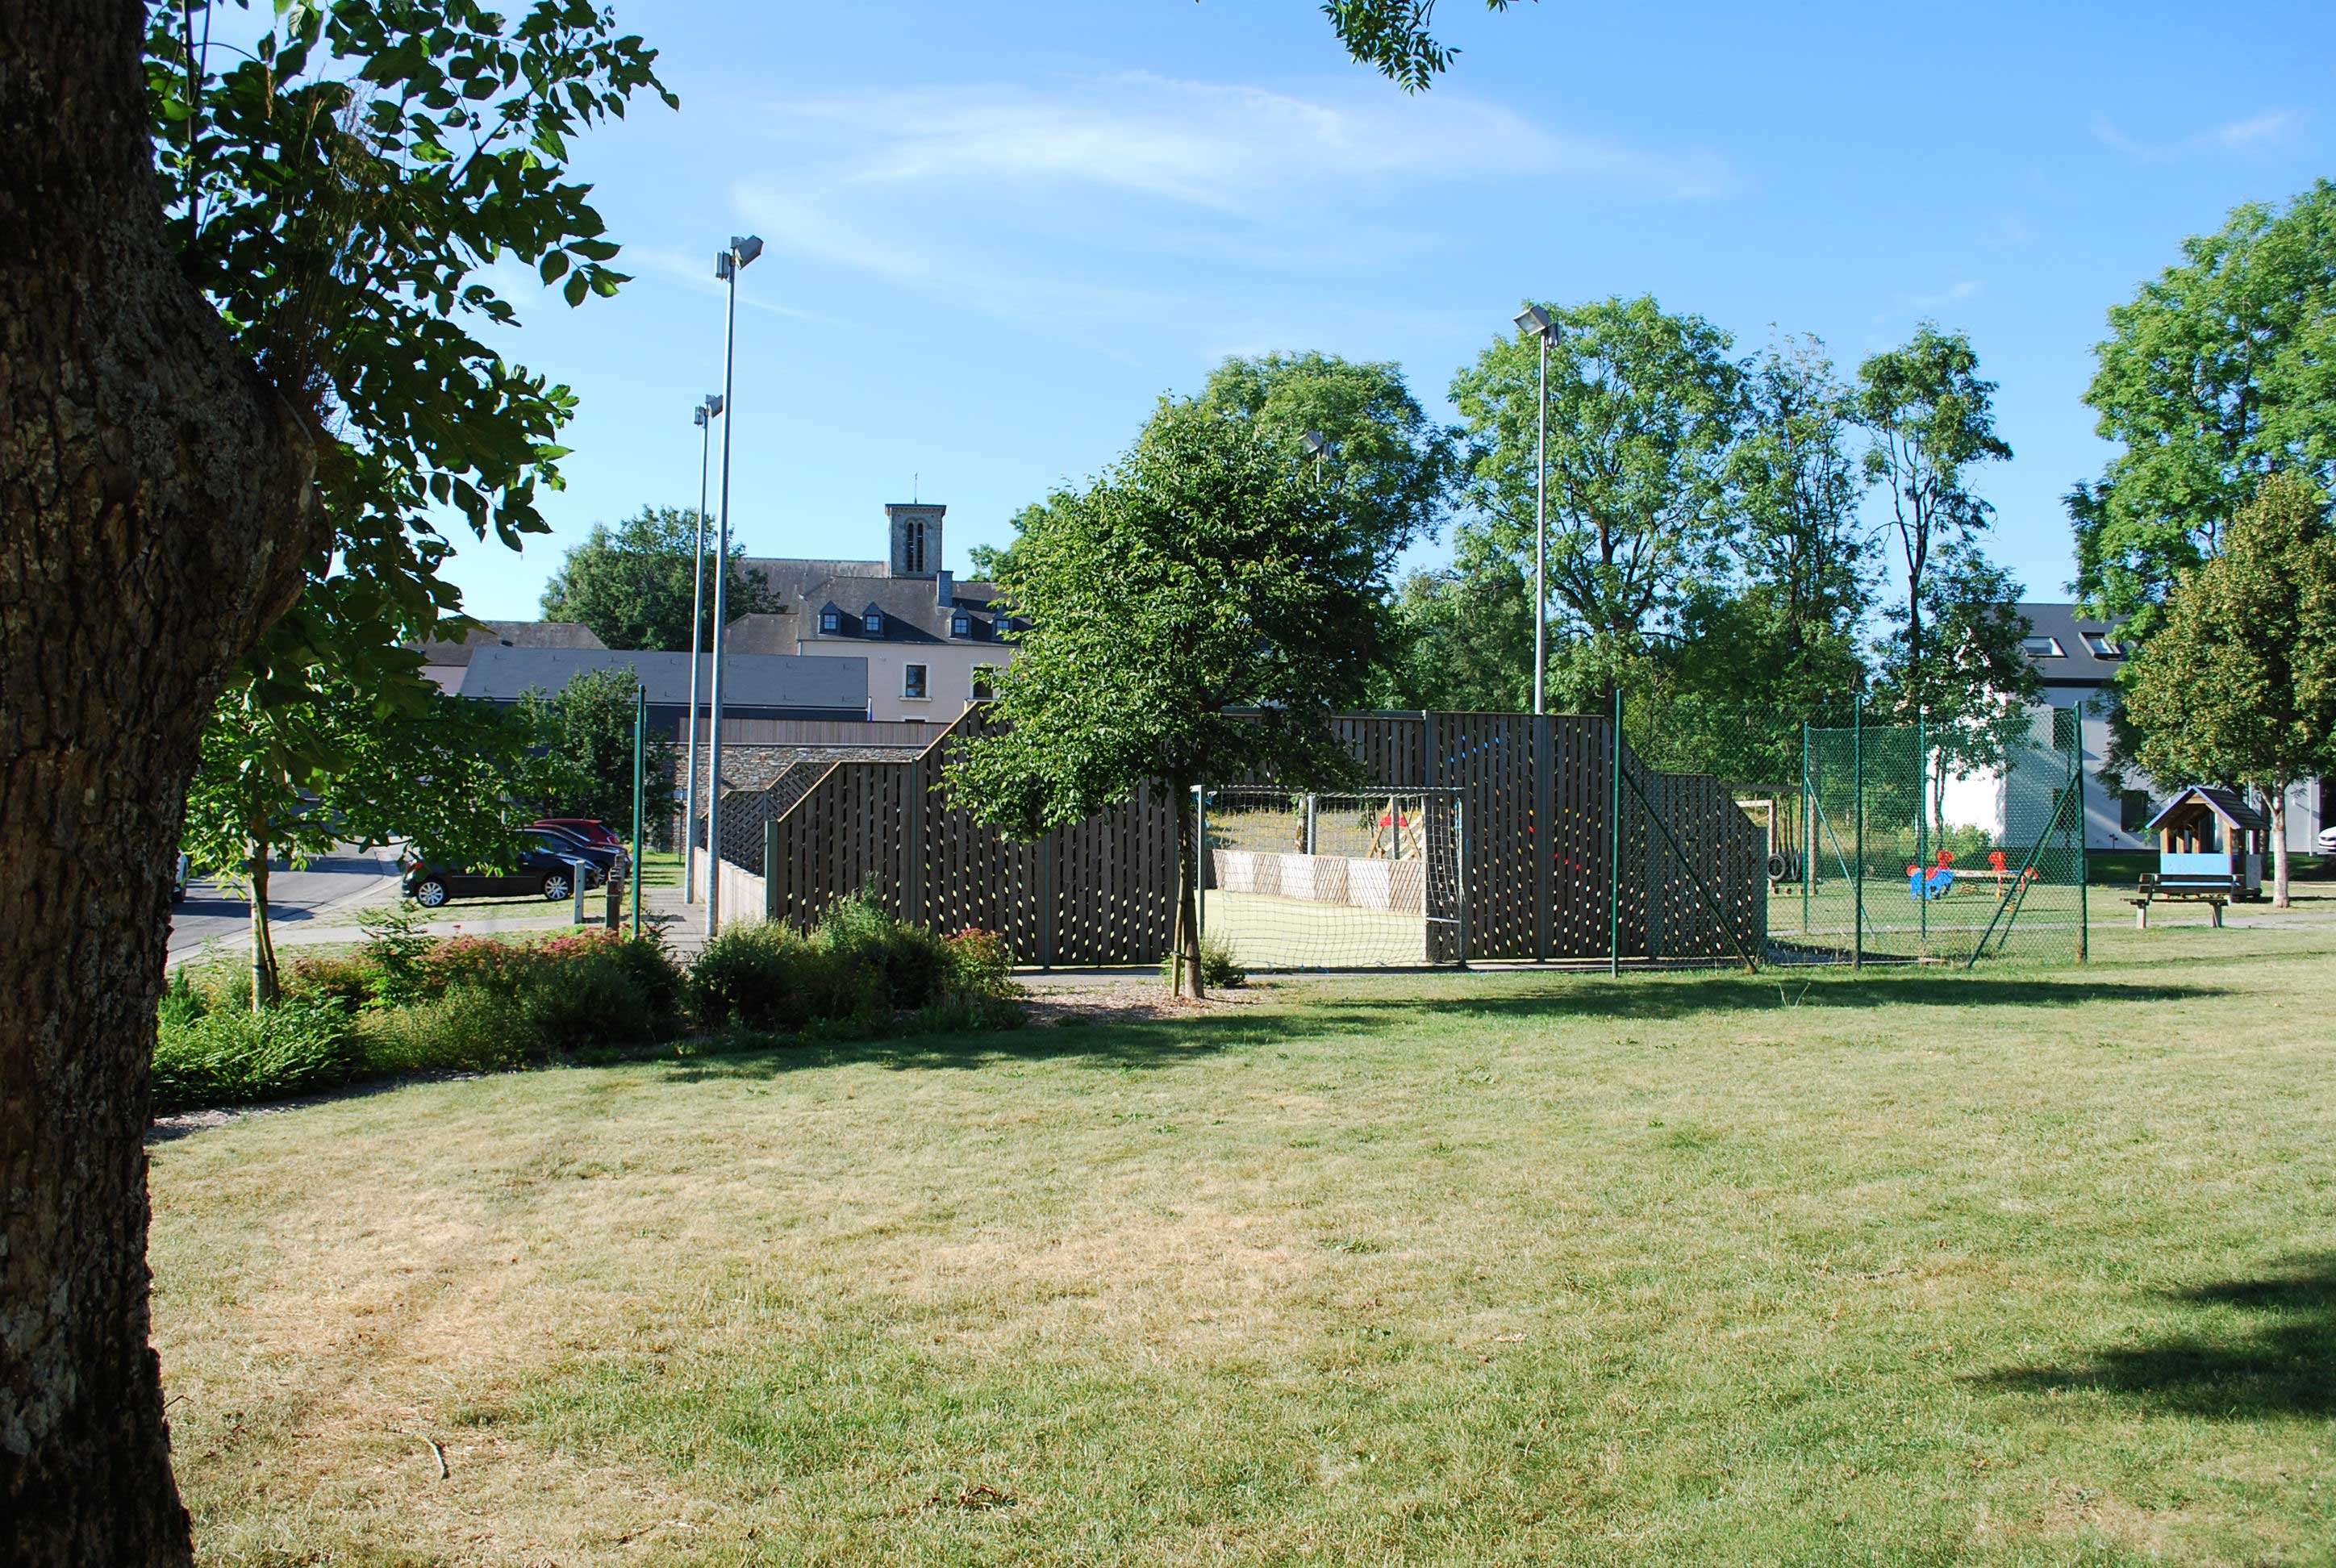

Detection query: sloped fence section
xmin=722 ymin=707 xmax=1767 ymax=970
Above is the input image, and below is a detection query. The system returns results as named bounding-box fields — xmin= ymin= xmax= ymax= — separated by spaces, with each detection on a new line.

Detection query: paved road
xmin=167 ymin=847 xmax=406 ymax=964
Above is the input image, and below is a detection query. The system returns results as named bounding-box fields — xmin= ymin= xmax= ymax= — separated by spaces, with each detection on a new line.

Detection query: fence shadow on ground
xmin=1258 ymin=972 xmax=2228 ymax=1024
xmin=654 ymin=970 xmax=2230 ymax=1087
xmin=1972 ymin=1254 xmax=2336 ymax=1419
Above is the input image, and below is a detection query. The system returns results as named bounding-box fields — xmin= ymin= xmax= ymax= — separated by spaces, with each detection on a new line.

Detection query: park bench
xmin=2130 ymin=870 xmax=2238 ymax=928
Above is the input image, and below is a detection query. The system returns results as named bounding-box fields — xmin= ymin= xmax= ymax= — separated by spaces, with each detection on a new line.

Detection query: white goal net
xmin=1196 ymin=786 xmax=1466 ymax=970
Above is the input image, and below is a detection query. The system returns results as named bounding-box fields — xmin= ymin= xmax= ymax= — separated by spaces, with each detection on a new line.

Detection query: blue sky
xmin=441 ymin=0 xmax=2334 ymax=620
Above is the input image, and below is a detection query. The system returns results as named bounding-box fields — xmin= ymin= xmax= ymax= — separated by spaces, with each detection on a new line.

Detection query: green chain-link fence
xmin=1783 ymin=706 xmax=2088 ymax=967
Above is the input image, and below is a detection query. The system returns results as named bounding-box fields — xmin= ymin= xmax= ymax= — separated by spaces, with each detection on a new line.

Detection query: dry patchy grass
xmin=152 ymin=908 xmax=2336 ymax=1565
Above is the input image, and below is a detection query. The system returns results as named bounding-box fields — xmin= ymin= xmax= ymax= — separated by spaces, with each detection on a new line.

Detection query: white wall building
xmin=1978 ymin=603 xmax=2329 ymax=855
xmin=734 ymin=503 xmax=1016 ymax=723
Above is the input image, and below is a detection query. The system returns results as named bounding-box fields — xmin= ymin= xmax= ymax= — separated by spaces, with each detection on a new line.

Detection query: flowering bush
xmin=944 ymin=928 xmax=1016 ymax=1000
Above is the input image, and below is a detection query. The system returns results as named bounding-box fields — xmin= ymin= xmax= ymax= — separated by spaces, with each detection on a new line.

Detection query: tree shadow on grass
xmin=1974 ymin=1254 xmax=2336 ymax=1419
xmin=653 ymin=970 xmax=2229 ymax=1085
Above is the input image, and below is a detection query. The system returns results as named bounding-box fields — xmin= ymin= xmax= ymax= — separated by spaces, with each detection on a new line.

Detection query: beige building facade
xmin=735 ymin=503 xmax=1016 ymax=724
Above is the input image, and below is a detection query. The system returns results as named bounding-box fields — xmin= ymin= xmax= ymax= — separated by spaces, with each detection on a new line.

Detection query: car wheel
xmin=542 ymin=872 xmax=573 ymax=902
xmin=413 ymin=880 xmax=450 ymax=908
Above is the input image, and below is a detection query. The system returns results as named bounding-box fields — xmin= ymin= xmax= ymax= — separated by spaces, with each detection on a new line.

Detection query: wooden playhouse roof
xmin=2142 ymin=785 xmax=2268 ymax=834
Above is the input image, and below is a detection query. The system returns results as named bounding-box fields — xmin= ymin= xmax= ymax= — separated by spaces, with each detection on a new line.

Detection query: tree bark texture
xmin=2 ymin=6 xmax=315 ymax=1562
xmin=2269 ymin=787 xmax=2290 ymax=910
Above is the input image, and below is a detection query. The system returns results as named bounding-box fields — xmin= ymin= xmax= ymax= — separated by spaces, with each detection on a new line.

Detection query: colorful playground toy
xmin=1907 ymin=848 xmax=1955 ymax=901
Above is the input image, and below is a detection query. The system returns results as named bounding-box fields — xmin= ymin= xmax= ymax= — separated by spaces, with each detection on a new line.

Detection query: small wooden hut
xmin=2142 ymin=786 xmax=2267 ymax=899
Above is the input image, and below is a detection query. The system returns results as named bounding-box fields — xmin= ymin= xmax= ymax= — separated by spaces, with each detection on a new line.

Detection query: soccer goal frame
xmin=1195 ymin=785 xmax=1468 ymax=971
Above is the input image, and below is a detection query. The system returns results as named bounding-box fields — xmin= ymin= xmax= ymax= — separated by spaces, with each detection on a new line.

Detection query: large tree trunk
xmin=1170 ymin=782 xmax=1205 ymax=999
xmin=2269 ymin=786 xmax=2290 ymax=910
xmin=2 ymin=6 xmax=316 ymax=1562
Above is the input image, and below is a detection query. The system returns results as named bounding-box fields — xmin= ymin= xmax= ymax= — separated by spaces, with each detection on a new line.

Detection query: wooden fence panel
xmin=739 ymin=707 xmax=1765 ymax=969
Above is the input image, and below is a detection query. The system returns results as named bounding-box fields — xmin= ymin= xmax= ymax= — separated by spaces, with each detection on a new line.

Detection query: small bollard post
xmin=569 ymin=857 xmax=589 ymax=927
xmin=606 ymin=869 xmax=623 ymax=930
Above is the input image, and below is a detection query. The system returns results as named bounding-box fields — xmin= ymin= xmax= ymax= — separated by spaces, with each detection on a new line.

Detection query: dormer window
xmin=863 ymin=609 xmax=883 ymax=635
xmin=820 ymin=608 xmax=841 ymax=633
xmin=991 ymin=611 xmax=1010 ymax=634
xmin=952 ymin=612 xmax=971 ymax=637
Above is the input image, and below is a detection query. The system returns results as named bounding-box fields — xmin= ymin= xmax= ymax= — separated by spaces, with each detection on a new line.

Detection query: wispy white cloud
xmin=2092 ymin=106 xmax=2313 ymax=159
xmin=726 ymin=73 xmax=1729 ymax=332
xmin=2213 ymin=107 xmax=2307 ymax=148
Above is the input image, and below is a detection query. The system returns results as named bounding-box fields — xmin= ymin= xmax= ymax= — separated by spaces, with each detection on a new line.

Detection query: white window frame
xmin=863 ymin=610 xmax=882 ymax=634
xmin=952 ymin=612 xmax=970 ymax=637
xmin=820 ymin=609 xmax=840 ymax=632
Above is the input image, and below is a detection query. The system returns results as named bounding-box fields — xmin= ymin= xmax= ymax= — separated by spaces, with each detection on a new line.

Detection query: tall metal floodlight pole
xmin=704 ymin=233 xmax=763 ymax=939
xmin=1514 ymin=305 xmax=1558 ymax=715
xmin=682 ymin=392 xmax=724 ymax=904
xmin=1301 ymin=429 xmax=1329 ymax=487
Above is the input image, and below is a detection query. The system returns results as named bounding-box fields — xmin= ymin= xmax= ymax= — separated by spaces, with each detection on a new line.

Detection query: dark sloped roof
xmin=413 ymin=619 xmax=606 ymax=668
xmin=2016 ymin=602 xmax=2130 ymax=688
xmin=457 ymin=647 xmax=866 ymax=711
xmin=803 ymin=573 xmax=1007 ymax=645
xmin=2143 ymin=784 xmax=2269 ymax=834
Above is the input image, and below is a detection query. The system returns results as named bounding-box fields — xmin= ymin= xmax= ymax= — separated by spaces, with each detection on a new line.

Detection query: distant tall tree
xmin=1855 ymin=325 xmax=2013 ymax=722
xmin=2125 ymin=473 xmax=2336 ymax=907
xmin=539 ymin=506 xmax=780 ymax=651
xmin=1370 ymin=526 xmax=1537 ymax=712
xmin=519 ymin=668 xmax=678 ymax=833
xmin=2071 ymin=181 xmax=2336 ymax=641
xmin=1450 ymin=295 xmax=1742 ymax=701
xmin=948 ymin=399 xmax=1383 ymax=997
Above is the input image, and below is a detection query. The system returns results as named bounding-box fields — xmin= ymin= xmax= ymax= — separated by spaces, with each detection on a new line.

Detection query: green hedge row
xmin=156 ymin=895 xmax=1023 ymax=1114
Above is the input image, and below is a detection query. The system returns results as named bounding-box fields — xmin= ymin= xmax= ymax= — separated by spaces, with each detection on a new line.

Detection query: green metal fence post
xmin=1852 ymin=692 xmax=1864 ymax=971
xmin=1916 ymin=706 xmax=1928 ymax=956
xmin=629 ymin=686 xmax=644 ymax=938
xmin=1800 ymin=720 xmax=1812 ymax=936
xmin=1608 ymin=687 xmax=1623 ymax=977
xmin=2073 ymin=707 xmax=2089 ymax=964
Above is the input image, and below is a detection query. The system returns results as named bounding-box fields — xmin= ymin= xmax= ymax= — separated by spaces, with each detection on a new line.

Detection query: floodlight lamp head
xmin=714 ymin=251 xmax=732 ymax=281
xmin=1300 ymin=431 xmax=1329 ymax=457
xmin=704 ymin=394 xmax=724 ymax=418
xmin=731 ymin=234 xmax=764 ymax=267
xmin=694 ymin=406 xmax=707 ymax=427
xmin=1514 ymin=303 xmax=1556 ymax=340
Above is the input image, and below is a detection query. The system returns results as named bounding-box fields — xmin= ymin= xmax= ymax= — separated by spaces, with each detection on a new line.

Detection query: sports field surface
xmin=151 ymin=895 xmax=2335 ymax=1565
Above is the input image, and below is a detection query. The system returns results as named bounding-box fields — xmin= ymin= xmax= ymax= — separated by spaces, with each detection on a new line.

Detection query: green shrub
xmin=152 ymin=1001 xmax=362 ymax=1111
xmin=942 ymin=928 xmax=1018 ymax=1001
xmin=285 ymin=952 xmax=378 ymax=1013
xmin=688 ymin=922 xmax=824 ymax=1032
xmin=360 ymin=903 xmax=440 ymax=1005
xmin=815 ymin=891 xmax=949 ymax=1009
xmin=1160 ymin=932 xmax=1246 ymax=990
xmin=520 ymin=940 xmax=682 ymax=1049
xmin=361 ymin=986 xmax=538 ymax=1076
xmin=423 ymin=932 xmax=543 ymax=998
xmin=158 ymin=969 xmax=209 ymax=1032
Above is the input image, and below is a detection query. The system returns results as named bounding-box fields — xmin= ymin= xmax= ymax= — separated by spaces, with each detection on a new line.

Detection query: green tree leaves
xmin=2125 ymin=472 xmax=2336 ymax=906
xmin=2073 ymin=180 xmax=2336 ymax=640
xmin=538 ymin=505 xmax=782 ymax=652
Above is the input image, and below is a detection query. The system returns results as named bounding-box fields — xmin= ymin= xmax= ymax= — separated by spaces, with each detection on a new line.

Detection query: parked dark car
xmin=531 ymin=817 xmax=621 ymax=850
xmin=531 ymin=822 xmax=627 ymax=878
xmin=403 ymin=832 xmax=608 ymax=908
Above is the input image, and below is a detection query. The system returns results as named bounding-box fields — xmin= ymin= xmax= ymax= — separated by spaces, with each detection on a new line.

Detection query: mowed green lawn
xmin=152 ymin=908 xmax=2336 ymax=1565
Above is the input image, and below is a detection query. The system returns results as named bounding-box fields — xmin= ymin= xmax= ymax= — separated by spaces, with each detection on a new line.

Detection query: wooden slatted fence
xmin=736 ymin=707 xmax=1766 ymax=966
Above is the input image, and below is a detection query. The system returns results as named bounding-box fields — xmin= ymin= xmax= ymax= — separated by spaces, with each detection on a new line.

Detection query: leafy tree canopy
xmin=2071 ymin=180 xmax=2336 ymax=639
xmin=1450 ymin=294 xmax=1743 ymax=694
xmin=148 ymin=0 xmax=674 ymax=709
xmin=518 ymin=667 xmax=678 ymax=831
xmin=947 ymin=398 xmax=1386 ymax=993
xmin=1198 ymin=351 xmax=1462 ymax=567
xmin=2125 ymin=471 xmax=2336 ymax=906
xmin=1854 ymin=324 xmax=2012 ymax=722
xmin=540 ymin=504 xmax=781 ymax=651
